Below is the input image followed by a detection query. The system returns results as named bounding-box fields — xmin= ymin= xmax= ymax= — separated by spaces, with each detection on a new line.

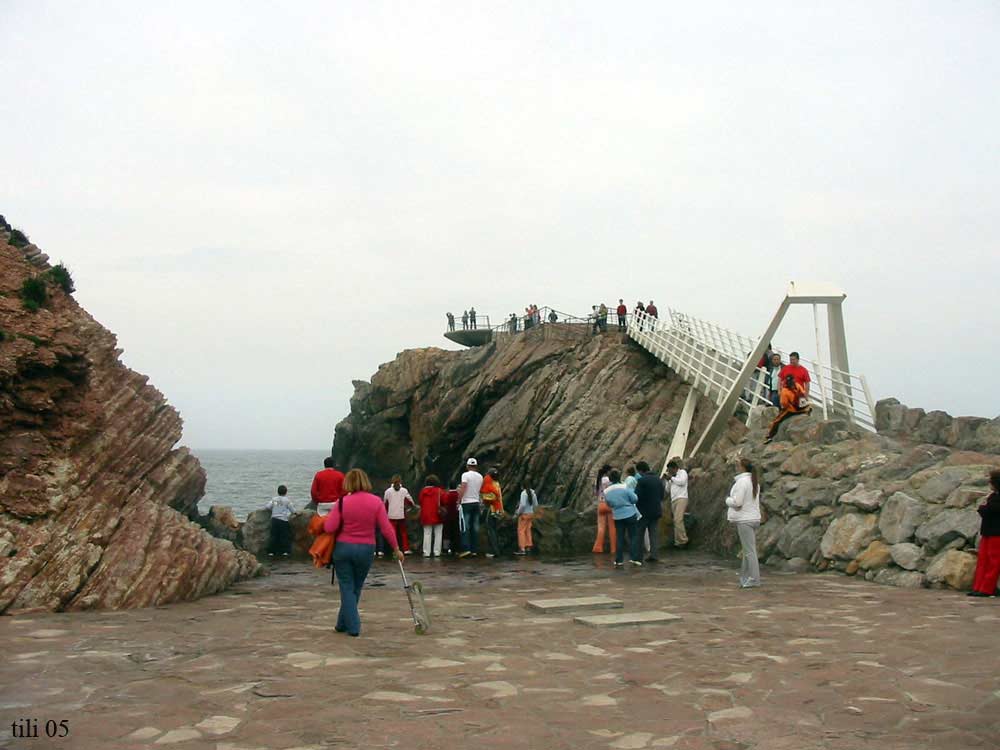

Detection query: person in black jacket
xmin=969 ymin=469 xmax=1000 ymax=597
xmin=634 ymin=461 xmax=665 ymax=563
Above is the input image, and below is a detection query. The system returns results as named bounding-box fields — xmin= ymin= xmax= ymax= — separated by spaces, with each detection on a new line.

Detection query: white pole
xmin=813 ymin=303 xmax=828 ymax=420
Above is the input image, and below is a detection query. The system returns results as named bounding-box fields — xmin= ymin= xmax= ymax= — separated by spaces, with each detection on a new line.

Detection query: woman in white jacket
xmin=725 ymin=457 xmax=762 ymax=588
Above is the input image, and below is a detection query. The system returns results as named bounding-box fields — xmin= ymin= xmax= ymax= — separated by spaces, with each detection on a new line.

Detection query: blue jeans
xmin=614 ymin=516 xmax=640 ymax=564
xmin=461 ymin=503 xmax=481 ymax=553
xmin=333 ymin=542 xmax=374 ymax=635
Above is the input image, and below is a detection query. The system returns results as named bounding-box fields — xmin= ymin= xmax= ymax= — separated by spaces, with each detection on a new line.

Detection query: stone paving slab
xmin=526 ymin=595 xmax=624 ymax=613
xmin=573 ymin=610 xmax=682 ymax=628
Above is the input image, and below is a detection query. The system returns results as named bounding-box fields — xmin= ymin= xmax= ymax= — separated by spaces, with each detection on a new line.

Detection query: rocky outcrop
xmin=0 ymin=225 xmax=260 ymax=613
xmin=333 ymin=325 xmax=743 ymax=512
xmin=687 ymin=404 xmax=997 ymax=592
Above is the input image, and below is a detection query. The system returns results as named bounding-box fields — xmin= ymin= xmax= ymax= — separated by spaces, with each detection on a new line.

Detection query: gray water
xmin=196 ymin=449 xmax=329 ymax=520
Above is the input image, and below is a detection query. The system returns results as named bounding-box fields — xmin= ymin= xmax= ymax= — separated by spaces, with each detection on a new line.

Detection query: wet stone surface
xmin=1 ymin=553 xmax=998 ymax=750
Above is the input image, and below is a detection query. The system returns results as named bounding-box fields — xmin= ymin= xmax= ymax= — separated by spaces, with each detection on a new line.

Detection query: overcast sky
xmin=2 ymin=1 xmax=998 ymax=449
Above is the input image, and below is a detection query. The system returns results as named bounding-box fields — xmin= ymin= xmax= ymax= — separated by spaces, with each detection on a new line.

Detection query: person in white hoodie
xmin=725 ymin=457 xmax=762 ymax=588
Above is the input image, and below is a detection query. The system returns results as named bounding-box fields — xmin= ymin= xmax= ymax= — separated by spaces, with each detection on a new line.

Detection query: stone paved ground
xmin=2 ymin=554 xmax=998 ymax=750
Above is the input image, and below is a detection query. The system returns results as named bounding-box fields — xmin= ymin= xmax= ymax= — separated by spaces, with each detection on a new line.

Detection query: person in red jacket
xmin=311 ymin=457 xmax=345 ymax=507
xmin=418 ymin=475 xmax=446 ymax=557
xmin=616 ymin=299 xmax=627 ymax=330
xmin=778 ymin=352 xmax=811 ymax=399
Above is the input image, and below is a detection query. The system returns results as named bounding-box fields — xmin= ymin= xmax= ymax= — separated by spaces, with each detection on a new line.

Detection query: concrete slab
xmin=574 ymin=611 xmax=682 ymax=628
xmin=525 ymin=595 xmax=624 ymax=613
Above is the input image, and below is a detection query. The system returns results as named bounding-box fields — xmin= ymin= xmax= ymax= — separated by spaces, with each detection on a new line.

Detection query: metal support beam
xmin=690 ymin=298 xmax=791 ymax=456
xmin=663 ymin=388 xmax=699 ymax=473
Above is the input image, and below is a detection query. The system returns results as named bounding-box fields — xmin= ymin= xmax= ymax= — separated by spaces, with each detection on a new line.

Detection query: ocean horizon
xmin=195 ymin=448 xmax=329 ymax=520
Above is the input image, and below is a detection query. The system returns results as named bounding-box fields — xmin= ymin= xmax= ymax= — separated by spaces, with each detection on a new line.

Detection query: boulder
xmin=973 ymin=417 xmax=1000 ymax=454
xmin=781 ymin=557 xmax=812 ymax=573
xmin=779 ymin=448 xmax=812 ymax=476
xmin=873 ymin=568 xmax=926 ymax=589
xmin=855 ymin=540 xmax=893 ymax=571
xmin=915 ymin=468 xmax=971 ymax=503
xmin=924 ymin=549 xmax=977 ymax=591
xmin=777 ymin=516 xmax=823 ymax=560
xmin=240 ymin=510 xmax=272 ymax=557
xmin=838 ymin=484 xmax=884 ymax=512
xmin=878 ymin=492 xmax=928 ymax=544
xmin=947 ymin=486 xmax=989 ymax=508
xmin=756 ymin=517 xmax=785 ymax=560
xmin=820 ymin=512 xmax=879 ymax=561
xmin=889 ymin=543 xmax=925 ymax=571
xmin=915 ymin=508 xmax=981 ymax=553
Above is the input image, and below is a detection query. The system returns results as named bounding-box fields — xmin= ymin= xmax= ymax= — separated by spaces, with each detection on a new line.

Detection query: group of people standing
xmin=592 ymin=459 xmax=687 ymax=566
xmin=446 ymin=308 xmax=479 ymax=331
xmin=591 ymin=299 xmax=659 ymax=334
xmin=756 ymin=347 xmax=814 ymax=441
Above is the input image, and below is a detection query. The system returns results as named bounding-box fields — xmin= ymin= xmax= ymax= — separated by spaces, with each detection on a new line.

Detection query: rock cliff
xmin=333 ymin=324 xmax=742 ymax=510
xmin=0 ymin=219 xmax=259 ymax=613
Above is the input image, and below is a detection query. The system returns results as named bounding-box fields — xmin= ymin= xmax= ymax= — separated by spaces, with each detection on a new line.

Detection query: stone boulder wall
xmin=0 ymin=231 xmax=260 ymax=613
xmin=333 ymin=325 xmax=742 ymax=512
xmin=687 ymin=407 xmax=996 ymax=592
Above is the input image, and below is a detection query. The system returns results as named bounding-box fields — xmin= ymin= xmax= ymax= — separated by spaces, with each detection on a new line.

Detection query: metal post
xmin=813 ymin=304 xmax=828 ymax=420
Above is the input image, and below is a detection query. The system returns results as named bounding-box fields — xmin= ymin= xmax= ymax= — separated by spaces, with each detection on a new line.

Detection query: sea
xmin=196 ymin=449 xmax=330 ymax=520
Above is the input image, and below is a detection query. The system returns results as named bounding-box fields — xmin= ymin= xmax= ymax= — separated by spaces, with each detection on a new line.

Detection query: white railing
xmin=628 ymin=308 xmax=876 ymax=432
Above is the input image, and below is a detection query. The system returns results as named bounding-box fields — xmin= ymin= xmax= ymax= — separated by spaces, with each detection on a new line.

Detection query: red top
xmin=646 ymin=304 xmax=658 ymax=317
xmin=418 ymin=486 xmax=445 ymax=525
xmin=322 ymin=492 xmax=398 ymax=548
xmin=311 ymin=468 xmax=345 ymax=503
xmin=443 ymin=489 xmax=460 ymax=523
xmin=616 ymin=304 xmax=627 ymax=316
xmin=779 ymin=364 xmax=811 ymax=388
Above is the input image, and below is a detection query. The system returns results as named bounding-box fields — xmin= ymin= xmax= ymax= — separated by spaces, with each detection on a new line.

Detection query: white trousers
xmin=423 ymin=524 xmax=443 ymax=556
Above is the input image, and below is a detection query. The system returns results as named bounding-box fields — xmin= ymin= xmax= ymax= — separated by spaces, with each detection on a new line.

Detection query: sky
xmin=2 ymin=1 xmax=998 ymax=449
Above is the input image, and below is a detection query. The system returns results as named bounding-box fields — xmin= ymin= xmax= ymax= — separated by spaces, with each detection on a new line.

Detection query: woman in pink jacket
xmin=323 ymin=468 xmax=402 ymax=636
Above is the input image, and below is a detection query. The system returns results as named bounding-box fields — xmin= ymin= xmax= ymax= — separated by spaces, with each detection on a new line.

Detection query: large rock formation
xmin=0 ymin=221 xmax=260 ymax=613
xmin=333 ymin=320 xmax=998 ymax=591
xmin=334 ymin=324 xmax=743 ymax=510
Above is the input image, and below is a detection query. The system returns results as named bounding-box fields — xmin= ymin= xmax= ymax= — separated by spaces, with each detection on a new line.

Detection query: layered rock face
xmin=0 ymin=223 xmax=259 ymax=613
xmin=333 ymin=324 xmax=742 ymax=511
xmin=687 ymin=403 xmax=999 ymax=591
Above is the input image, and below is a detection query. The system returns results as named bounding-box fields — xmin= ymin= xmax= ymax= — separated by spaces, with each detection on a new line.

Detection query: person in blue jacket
xmin=603 ymin=469 xmax=642 ymax=567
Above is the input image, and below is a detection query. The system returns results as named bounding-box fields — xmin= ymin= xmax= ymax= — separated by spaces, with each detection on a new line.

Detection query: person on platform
xmin=726 ymin=457 xmax=762 ymax=588
xmin=418 ymin=475 xmax=446 ymax=558
xmin=645 ymin=300 xmax=659 ymax=331
xmin=383 ymin=475 xmax=415 ymax=556
xmin=598 ymin=303 xmax=609 ymax=333
xmin=481 ymin=468 xmax=504 ymax=558
xmin=323 ymin=469 xmax=402 ymax=636
xmin=778 ymin=351 xmax=811 ymax=399
xmin=548 ymin=309 xmax=558 ymax=324
xmin=666 ymin=459 xmax=689 ymax=548
xmin=446 ymin=312 xmax=455 ymax=332
xmin=635 ymin=461 xmax=664 ymax=563
xmin=766 ymin=374 xmax=811 ymax=442
xmin=515 ymin=485 xmax=539 ymax=555
xmin=311 ymin=457 xmax=345 ymax=510
xmin=969 ymin=470 xmax=1000 ymax=597
xmin=458 ymin=458 xmax=484 ymax=558
xmin=266 ymin=484 xmax=295 ymax=557
xmin=592 ymin=464 xmax=616 ymax=555
xmin=462 ymin=310 xmax=469 ymax=330
xmin=469 ymin=307 xmax=478 ymax=329
xmin=604 ymin=469 xmax=641 ymax=567
xmin=616 ymin=299 xmax=628 ymax=330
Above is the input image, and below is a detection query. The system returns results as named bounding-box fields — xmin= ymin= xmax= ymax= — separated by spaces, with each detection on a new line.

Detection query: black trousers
xmin=269 ymin=518 xmax=292 ymax=555
xmin=637 ymin=515 xmax=661 ymax=559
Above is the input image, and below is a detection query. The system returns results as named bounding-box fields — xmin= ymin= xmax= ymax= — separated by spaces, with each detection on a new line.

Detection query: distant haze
xmin=2 ymin=1 xmax=998 ymax=449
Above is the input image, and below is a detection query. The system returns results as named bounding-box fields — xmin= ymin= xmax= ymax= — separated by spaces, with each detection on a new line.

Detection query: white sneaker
xmin=630 ymin=560 xmax=643 ymax=567
xmin=485 ymin=553 xmax=495 ymax=558
xmin=404 ymin=550 xmax=412 ymax=555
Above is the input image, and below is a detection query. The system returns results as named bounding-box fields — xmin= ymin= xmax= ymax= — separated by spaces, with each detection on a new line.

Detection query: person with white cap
xmin=458 ymin=458 xmax=484 ymax=557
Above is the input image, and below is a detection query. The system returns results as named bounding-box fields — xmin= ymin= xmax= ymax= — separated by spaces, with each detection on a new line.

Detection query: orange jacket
xmin=780 ymin=382 xmax=807 ymax=412
xmin=480 ymin=476 xmax=503 ymax=513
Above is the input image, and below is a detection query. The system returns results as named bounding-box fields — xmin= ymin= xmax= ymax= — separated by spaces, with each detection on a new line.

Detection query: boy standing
xmin=383 ymin=475 xmax=415 ymax=555
xmin=266 ymin=485 xmax=295 ymax=557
